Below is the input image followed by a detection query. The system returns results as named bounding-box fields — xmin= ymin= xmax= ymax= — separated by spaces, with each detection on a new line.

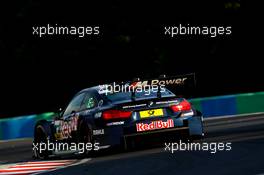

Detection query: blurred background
xmin=0 ymin=1 xmax=260 ymax=118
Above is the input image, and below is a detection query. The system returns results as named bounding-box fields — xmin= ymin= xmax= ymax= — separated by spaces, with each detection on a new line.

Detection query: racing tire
xmin=79 ymin=123 xmax=94 ymax=157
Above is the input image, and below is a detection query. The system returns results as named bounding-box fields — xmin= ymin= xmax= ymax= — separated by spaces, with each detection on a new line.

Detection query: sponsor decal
xmin=156 ymin=100 xmax=178 ymax=104
xmin=98 ymin=74 xmax=194 ymax=95
xmin=54 ymin=115 xmax=79 ymax=140
xmin=122 ymin=104 xmax=147 ymax=109
xmin=94 ymin=112 xmax=102 ymax=119
xmin=132 ymin=78 xmax=187 ymax=87
xmin=136 ymin=119 xmax=174 ymax=132
xmin=106 ymin=121 xmax=125 ymax=126
xmin=93 ymin=129 xmax=104 ymax=135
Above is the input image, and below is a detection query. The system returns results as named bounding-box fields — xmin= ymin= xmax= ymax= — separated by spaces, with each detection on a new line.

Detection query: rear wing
xmin=98 ymin=73 xmax=196 ymax=98
xmin=130 ymin=73 xmax=196 ymax=98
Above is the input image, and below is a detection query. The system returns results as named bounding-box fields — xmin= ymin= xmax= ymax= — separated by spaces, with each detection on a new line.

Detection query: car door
xmin=54 ymin=93 xmax=86 ymax=140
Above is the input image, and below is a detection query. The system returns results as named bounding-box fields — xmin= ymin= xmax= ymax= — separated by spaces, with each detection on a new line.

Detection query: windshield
xmin=104 ymin=88 xmax=175 ymax=102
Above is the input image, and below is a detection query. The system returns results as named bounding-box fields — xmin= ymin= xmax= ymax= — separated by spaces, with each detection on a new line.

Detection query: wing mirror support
xmin=54 ymin=108 xmax=64 ymax=120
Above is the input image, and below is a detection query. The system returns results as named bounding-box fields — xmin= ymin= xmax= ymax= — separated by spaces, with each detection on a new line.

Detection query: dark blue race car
xmin=33 ymin=74 xmax=204 ymax=159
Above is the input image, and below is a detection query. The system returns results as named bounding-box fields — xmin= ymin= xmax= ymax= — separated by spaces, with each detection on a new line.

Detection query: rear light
xmin=102 ymin=110 xmax=132 ymax=120
xmin=170 ymin=99 xmax=191 ymax=112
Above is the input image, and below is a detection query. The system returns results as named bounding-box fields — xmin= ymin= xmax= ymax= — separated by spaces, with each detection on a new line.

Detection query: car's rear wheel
xmin=79 ymin=124 xmax=93 ymax=157
xmin=124 ymin=137 xmax=137 ymax=151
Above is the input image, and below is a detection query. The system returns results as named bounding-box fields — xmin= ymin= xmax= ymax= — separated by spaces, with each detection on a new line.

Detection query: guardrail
xmin=1 ymin=92 xmax=264 ymax=140
xmin=189 ymin=92 xmax=264 ymax=117
xmin=0 ymin=112 xmax=54 ymax=140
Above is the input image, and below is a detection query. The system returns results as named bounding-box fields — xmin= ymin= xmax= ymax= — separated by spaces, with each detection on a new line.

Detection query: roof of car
xmin=78 ymin=86 xmax=100 ymax=94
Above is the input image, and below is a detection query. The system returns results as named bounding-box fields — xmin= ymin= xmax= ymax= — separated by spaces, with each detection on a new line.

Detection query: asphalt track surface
xmin=1 ymin=114 xmax=264 ymax=175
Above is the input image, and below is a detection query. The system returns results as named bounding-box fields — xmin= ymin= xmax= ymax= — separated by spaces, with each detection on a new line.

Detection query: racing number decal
xmin=139 ymin=109 xmax=163 ymax=118
xmin=54 ymin=114 xmax=79 ymax=140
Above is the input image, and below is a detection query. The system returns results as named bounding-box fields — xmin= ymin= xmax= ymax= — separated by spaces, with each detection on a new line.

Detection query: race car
xmin=33 ymin=74 xmax=204 ymax=159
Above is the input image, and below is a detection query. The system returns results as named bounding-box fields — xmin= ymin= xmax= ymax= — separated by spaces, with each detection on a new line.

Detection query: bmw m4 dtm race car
xmin=33 ymin=74 xmax=204 ymax=159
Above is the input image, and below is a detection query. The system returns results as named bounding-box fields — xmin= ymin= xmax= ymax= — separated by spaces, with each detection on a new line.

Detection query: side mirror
xmin=54 ymin=108 xmax=64 ymax=120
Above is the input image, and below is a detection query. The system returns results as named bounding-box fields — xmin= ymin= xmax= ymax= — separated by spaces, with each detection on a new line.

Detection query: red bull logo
xmin=136 ymin=119 xmax=174 ymax=132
